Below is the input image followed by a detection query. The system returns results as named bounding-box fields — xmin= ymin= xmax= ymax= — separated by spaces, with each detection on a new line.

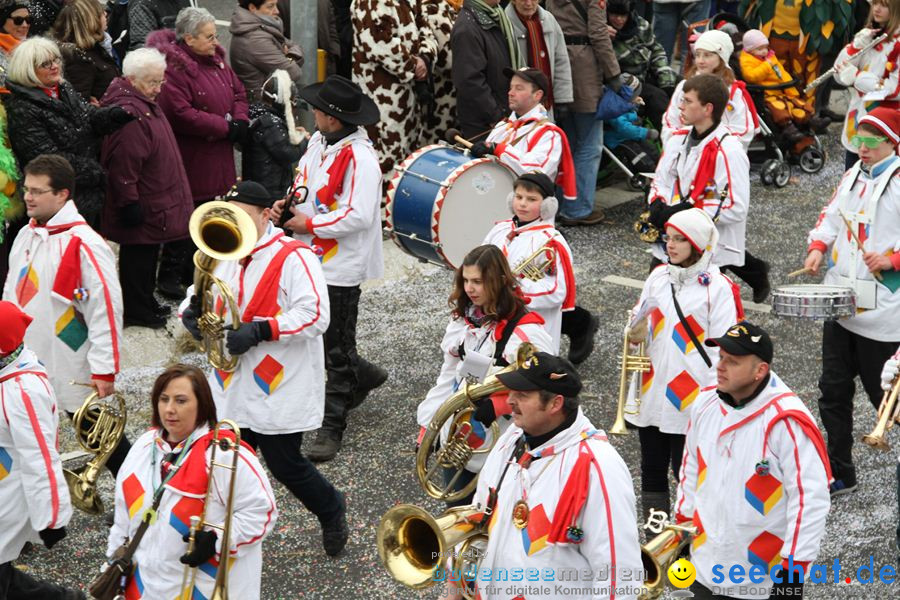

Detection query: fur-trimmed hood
xmin=145 ymin=29 xmax=228 ymax=76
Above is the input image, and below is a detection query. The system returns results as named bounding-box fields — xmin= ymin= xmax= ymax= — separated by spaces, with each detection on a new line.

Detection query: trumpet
xmin=639 ymin=509 xmax=696 ymax=599
xmin=610 ymin=317 xmax=651 ymax=435
xmin=862 ymin=376 xmax=900 ymax=450
xmin=804 ymin=32 xmax=889 ymax=94
xmin=512 ymin=241 xmax=557 ymax=282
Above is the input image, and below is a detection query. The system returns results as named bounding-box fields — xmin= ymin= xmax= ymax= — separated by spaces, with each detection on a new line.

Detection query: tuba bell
xmin=610 ymin=316 xmax=651 ymax=435
xmin=639 ymin=509 xmax=696 ymax=599
xmin=189 ymin=201 xmax=257 ymax=372
xmin=416 ymin=343 xmax=535 ymax=503
xmin=64 ymin=389 xmax=127 ymax=514
xmin=862 ymin=375 xmax=900 ymax=450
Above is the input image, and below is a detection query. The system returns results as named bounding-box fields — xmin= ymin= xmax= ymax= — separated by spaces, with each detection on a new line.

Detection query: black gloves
xmin=227 ymin=119 xmax=250 ymax=144
xmin=607 ymin=73 xmax=625 ymax=94
xmin=648 ymin=199 xmax=693 ymax=230
xmin=469 ymin=141 xmax=496 ymax=159
xmin=39 ymin=526 xmax=67 ymax=549
xmin=554 ymin=103 xmax=572 ymax=124
xmin=109 ymin=106 xmax=135 ymax=126
xmin=120 ymin=203 xmax=143 ymax=227
xmin=472 ymin=398 xmax=497 ymax=427
xmin=181 ymin=294 xmax=202 ymax=341
xmin=225 ymin=321 xmax=272 ymax=355
xmin=180 ymin=529 xmax=218 ymax=567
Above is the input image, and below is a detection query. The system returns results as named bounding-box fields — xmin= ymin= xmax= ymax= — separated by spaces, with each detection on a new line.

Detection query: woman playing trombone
xmin=105 ymin=365 xmax=277 ymax=599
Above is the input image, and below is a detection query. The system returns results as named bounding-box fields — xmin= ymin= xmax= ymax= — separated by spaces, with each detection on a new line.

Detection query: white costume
xmin=662 ymin=79 xmax=759 ymax=149
xmin=674 ymin=372 xmax=831 ymax=599
xmin=486 ymin=105 xmax=564 ymax=177
xmin=626 ymin=264 xmax=743 ymax=433
xmin=833 ymin=28 xmax=900 ymax=152
xmin=648 ymin=122 xmax=751 ymax=268
xmin=471 ymin=408 xmax=643 ymax=600
xmin=482 ymin=219 xmax=576 ymax=352
xmin=0 ymin=347 xmax=72 ymax=563
xmin=180 ymin=224 xmax=330 ymax=434
xmin=2 ymin=201 xmax=123 ymax=412
xmin=289 ymin=127 xmax=384 ymax=286
xmin=806 ymin=155 xmax=900 ymax=340
xmin=107 ymin=426 xmax=277 ymax=600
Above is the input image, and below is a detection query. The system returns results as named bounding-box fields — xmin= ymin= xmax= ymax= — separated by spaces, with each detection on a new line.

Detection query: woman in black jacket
xmin=52 ymin=0 xmax=121 ymax=104
xmin=4 ymin=37 xmax=131 ymax=228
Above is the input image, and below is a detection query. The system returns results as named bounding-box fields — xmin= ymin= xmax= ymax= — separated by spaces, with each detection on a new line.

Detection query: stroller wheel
xmin=773 ymin=162 xmax=792 ymax=188
xmin=628 ymin=174 xmax=647 ymax=191
xmin=760 ymin=159 xmax=777 ymax=185
xmin=799 ymin=147 xmax=826 ymax=174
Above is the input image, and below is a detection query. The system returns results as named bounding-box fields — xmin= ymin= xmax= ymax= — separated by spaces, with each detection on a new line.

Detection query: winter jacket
xmin=243 ymin=103 xmax=304 ymax=200
xmin=27 ymin=0 xmax=63 ymax=37
xmin=3 ymin=80 xmax=123 ymax=228
xmin=58 ymin=42 xmax=120 ymax=104
xmin=545 ymin=0 xmax=621 ymax=113
xmin=147 ymin=30 xmax=249 ymax=203
xmin=128 ymin=0 xmax=190 ymax=50
xmin=604 ymin=110 xmax=650 ymax=148
xmin=99 ymin=76 xmax=192 ymax=245
xmin=228 ymin=7 xmax=303 ymax=102
xmin=611 ymin=12 xmax=677 ymax=90
xmin=505 ymin=3 xmax=574 ymax=106
xmin=451 ymin=2 xmax=513 ymax=138
xmin=0 ymin=34 xmax=20 ymax=91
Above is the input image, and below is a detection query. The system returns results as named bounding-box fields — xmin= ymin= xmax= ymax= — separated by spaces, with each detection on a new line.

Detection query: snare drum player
xmin=647 ymin=74 xmax=772 ymax=304
xmin=276 ymin=75 xmax=388 ymax=463
xmin=482 ymin=172 xmax=575 ymax=353
xmin=803 ymin=106 xmax=900 ymax=497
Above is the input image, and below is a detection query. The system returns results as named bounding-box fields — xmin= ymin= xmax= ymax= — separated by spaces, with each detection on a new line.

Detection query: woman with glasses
xmin=4 ymin=36 xmax=133 ymax=229
xmin=98 ymin=47 xmax=193 ymax=329
xmin=52 ymin=0 xmax=120 ymax=105
xmin=804 ymin=106 xmax=900 ymax=499
xmin=146 ymin=6 xmax=249 ymax=301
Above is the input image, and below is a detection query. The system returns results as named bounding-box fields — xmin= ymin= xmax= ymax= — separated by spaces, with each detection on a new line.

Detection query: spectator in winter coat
xmin=127 ymin=0 xmax=189 ymax=50
xmin=3 ymin=37 xmax=132 ymax=229
xmin=25 ymin=0 xmax=61 ymax=37
xmin=53 ymin=0 xmax=121 ymax=105
xmin=229 ymin=0 xmax=303 ymax=102
xmin=100 ymin=48 xmax=192 ymax=329
xmin=421 ymin=0 xmax=458 ymax=139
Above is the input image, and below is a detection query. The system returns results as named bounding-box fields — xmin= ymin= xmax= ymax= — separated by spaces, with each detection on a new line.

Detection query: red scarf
xmin=527 ymin=125 xmax=577 ymax=201
xmin=688 ymin=136 xmax=723 ymax=207
xmin=315 ymin=145 xmax=354 ymax=210
xmin=50 ymin=236 xmax=83 ymax=304
xmin=241 ymin=238 xmax=308 ymax=321
xmin=517 ymin=10 xmax=554 ymax=109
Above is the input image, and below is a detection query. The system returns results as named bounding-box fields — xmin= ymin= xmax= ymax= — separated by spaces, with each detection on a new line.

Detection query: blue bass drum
xmin=385 ymin=144 xmax=515 ymax=269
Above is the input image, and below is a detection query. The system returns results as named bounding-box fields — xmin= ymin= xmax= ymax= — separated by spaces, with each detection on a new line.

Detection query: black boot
xmin=306 ymin=429 xmax=342 ymax=463
xmin=348 ymin=359 xmax=388 ymax=411
xmin=567 ymin=311 xmax=600 ymax=365
xmin=321 ymin=492 xmax=349 ymax=556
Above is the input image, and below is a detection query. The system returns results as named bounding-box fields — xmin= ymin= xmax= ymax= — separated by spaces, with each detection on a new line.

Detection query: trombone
xmin=611 ymin=315 xmax=651 ymax=435
xmin=862 ymin=375 xmax=900 ymax=450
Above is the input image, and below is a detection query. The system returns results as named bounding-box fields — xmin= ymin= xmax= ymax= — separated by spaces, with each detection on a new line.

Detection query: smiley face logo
xmin=667 ymin=558 xmax=696 ymax=588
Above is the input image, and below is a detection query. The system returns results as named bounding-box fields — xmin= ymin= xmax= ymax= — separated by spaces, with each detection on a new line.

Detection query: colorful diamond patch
xmin=310 ymin=236 xmax=338 ymax=263
xmin=649 ymin=308 xmax=665 ymax=340
xmin=521 ymin=504 xmax=551 ymax=556
xmin=666 ymin=370 xmax=700 ymax=411
xmin=745 ymin=472 xmax=784 ymax=516
xmin=696 ymin=447 xmax=706 ymax=490
xmin=0 ymin=447 xmax=12 ymax=481
xmin=253 ymin=355 xmax=285 ymax=394
xmin=122 ymin=473 xmax=145 ymax=520
xmin=214 ymin=369 xmax=233 ymax=391
xmin=641 ymin=365 xmax=654 ymax=395
xmin=672 ymin=314 xmax=705 ymax=355
xmin=55 ymin=306 xmax=88 ymax=352
xmin=15 ymin=264 xmax=39 ymax=307
xmin=125 ymin=564 xmax=143 ymax=600
xmin=169 ymin=496 xmax=205 ymax=537
xmin=692 ymin=512 xmax=706 ymax=550
xmin=748 ymin=531 xmax=783 ymax=570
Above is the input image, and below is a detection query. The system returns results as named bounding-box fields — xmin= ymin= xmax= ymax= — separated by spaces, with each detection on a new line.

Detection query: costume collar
xmin=507 ymin=104 xmax=547 ymax=124
xmin=29 ymin=201 xmax=85 ymax=234
xmin=717 ymin=373 xmax=771 ymax=409
xmin=862 ymin=154 xmax=900 ymax=179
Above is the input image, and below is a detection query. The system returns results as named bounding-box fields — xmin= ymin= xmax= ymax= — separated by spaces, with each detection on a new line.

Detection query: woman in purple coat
xmin=100 ymin=47 xmax=193 ymax=328
xmin=147 ymin=6 xmax=249 ymax=299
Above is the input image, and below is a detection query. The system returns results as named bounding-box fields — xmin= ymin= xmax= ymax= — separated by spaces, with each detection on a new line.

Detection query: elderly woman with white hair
xmin=99 ymin=47 xmax=193 ymax=329
xmin=3 ymin=36 xmax=133 ymax=229
xmin=147 ymin=6 xmax=248 ymax=299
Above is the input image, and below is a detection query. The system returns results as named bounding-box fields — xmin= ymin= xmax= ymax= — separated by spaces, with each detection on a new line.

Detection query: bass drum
xmin=385 ymin=144 xmax=515 ymax=269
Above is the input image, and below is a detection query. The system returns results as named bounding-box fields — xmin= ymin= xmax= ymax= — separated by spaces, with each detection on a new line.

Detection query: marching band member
xmin=804 ymin=106 xmax=900 ymax=497
xmin=448 ymin=352 xmax=642 ymax=600
xmin=675 ymin=322 xmax=831 ymax=599
xmin=482 ymin=172 xmax=575 ymax=353
xmin=0 ymin=301 xmax=81 ymax=599
xmin=626 ymin=208 xmax=743 ymax=521
xmin=276 ymin=74 xmax=388 ymax=463
xmin=1 ymin=154 xmax=131 ymax=478
xmin=106 ymin=364 xmax=277 ymax=600
xmin=878 ymin=348 xmax=900 ymax=560
xmin=180 ymin=181 xmax=348 ymax=556
xmin=648 ymin=74 xmax=771 ymax=304
xmin=416 ymin=244 xmax=554 ymax=506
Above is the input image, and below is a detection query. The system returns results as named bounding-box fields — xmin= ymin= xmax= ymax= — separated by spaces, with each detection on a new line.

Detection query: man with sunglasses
xmin=805 ymin=106 xmax=900 ymax=498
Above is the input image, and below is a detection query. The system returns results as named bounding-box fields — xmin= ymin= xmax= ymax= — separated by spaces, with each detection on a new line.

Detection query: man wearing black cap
xmin=275 ymin=74 xmax=388 ymax=463
xmin=447 ymin=351 xmax=642 ymax=600
xmin=674 ymin=321 xmax=831 ymax=599
xmin=181 ymin=180 xmax=350 ymax=556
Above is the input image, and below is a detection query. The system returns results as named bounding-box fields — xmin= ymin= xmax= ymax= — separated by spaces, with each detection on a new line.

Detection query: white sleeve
xmin=707 ymin=139 xmax=749 ymax=225
xmin=500 ymin=320 xmax=555 ymax=365
xmin=661 ymin=81 xmax=685 ymax=146
xmin=213 ymin=446 xmax=278 ymax=559
xmin=417 ymin=318 xmax=467 ymax=428
xmin=724 ymin=89 xmax=757 ymax=145
xmin=306 ymin=148 xmax=382 ymax=239
xmin=1 ymin=232 xmax=26 ymax=302
xmin=78 ymin=239 xmax=124 ymax=378
xmin=107 ymin=452 xmax=137 ymax=558
xmin=268 ymin=249 xmax=331 ymax=341
xmin=807 ymin=171 xmax=852 ymax=253
xmin=674 ymin=418 xmax=698 ymax=523
xmin=648 ymin=136 xmax=679 ymax=204
xmin=496 ymin=127 xmax=563 ymax=176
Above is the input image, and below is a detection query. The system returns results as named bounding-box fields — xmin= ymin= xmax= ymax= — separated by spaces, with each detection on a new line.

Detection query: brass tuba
xmin=416 ymin=343 xmax=535 ymax=503
xmin=189 ymin=201 xmax=257 ymax=372
xmin=610 ymin=318 xmax=651 ymax=435
xmin=179 ymin=420 xmax=243 ymax=600
xmin=64 ymin=390 xmax=127 ymax=514
xmin=639 ymin=509 xmax=696 ymax=599
xmin=377 ymin=502 xmax=488 ymax=599
xmin=862 ymin=375 xmax=900 ymax=450
xmin=512 ymin=241 xmax=557 ymax=282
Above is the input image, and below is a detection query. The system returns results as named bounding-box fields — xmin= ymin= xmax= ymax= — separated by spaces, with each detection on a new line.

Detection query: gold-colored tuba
xmin=189 ymin=201 xmax=257 ymax=372
xmin=416 ymin=343 xmax=535 ymax=503
xmin=179 ymin=420 xmax=242 ymax=600
xmin=64 ymin=389 xmax=127 ymax=514
xmin=862 ymin=375 xmax=900 ymax=450
xmin=512 ymin=241 xmax=557 ymax=282
xmin=639 ymin=509 xmax=696 ymax=599
xmin=377 ymin=502 xmax=488 ymax=599
xmin=610 ymin=317 xmax=651 ymax=435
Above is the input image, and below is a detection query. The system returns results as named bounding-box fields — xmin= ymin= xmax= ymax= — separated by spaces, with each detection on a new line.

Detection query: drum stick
xmin=787 ymin=267 xmax=814 ymax=278
xmin=445 ymin=128 xmax=473 ymax=149
xmin=840 ymin=212 xmax=884 ymax=281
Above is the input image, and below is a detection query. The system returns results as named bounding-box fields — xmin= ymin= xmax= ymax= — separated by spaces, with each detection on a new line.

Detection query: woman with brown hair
xmin=52 ymin=0 xmax=120 ymax=104
xmin=416 ymin=244 xmax=554 ymax=505
xmin=106 ymin=364 xmax=277 ymax=600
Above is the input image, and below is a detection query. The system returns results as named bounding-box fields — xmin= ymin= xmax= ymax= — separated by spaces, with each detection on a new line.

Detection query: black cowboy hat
xmin=298 ymin=75 xmax=380 ymax=126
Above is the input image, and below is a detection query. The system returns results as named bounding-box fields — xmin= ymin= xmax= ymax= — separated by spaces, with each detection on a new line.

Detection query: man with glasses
xmin=804 ymin=106 xmax=900 ymax=498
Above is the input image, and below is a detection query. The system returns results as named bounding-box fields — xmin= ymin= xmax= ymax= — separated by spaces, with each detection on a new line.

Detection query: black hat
xmin=704 ymin=321 xmax=774 ymax=363
xmin=515 ymin=171 xmax=555 ymax=198
xmin=496 ymin=352 xmax=583 ymax=397
xmin=0 ymin=0 xmax=28 ymax=25
xmin=297 ymin=75 xmax=380 ymax=126
xmin=607 ymin=0 xmax=632 ymax=15
xmin=503 ymin=67 xmax=550 ymax=96
xmin=225 ymin=181 xmax=272 ymax=208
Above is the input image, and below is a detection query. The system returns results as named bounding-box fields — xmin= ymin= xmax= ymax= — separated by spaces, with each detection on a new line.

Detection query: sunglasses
xmin=850 ymin=134 xmax=888 ymax=149
xmin=9 ymin=15 xmax=32 ymax=25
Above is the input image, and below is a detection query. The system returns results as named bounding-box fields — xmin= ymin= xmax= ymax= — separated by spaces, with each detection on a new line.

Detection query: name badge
xmin=460 ymin=351 xmax=492 ymax=384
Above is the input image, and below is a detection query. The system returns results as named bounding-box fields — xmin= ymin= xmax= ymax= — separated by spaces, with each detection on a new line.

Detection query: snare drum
xmin=771 ymin=284 xmax=856 ymax=320
xmin=385 ymin=144 xmax=515 ymax=269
